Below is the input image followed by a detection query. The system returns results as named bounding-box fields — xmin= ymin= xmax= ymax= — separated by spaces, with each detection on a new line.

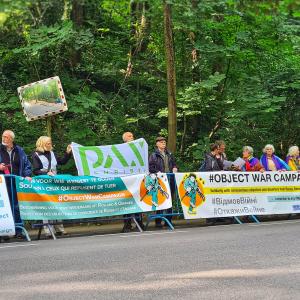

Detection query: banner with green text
xmin=175 ymin=172 xmax=300 ymax=219
xmin=71 ymin=138 xmax=148 ymax=177
xmin=16 ymin=174 xmax=171 ymax=220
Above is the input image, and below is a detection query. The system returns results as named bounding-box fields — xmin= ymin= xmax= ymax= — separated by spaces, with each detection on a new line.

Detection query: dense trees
xmin=0 ymin=0 xmax=299 ymax=172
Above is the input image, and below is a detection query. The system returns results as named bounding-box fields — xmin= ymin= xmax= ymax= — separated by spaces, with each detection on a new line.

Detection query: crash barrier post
xmin=4 ymin=175 xmax=31 ymax=241
xmin=146 ymin=173 xmax=183 ymax=231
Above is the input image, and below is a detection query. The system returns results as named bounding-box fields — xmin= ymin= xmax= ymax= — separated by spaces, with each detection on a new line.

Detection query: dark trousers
xmin=155 ymin=174 xmax=175 ymax=224
xmin=5 ymin=176 xmax=23 ymax=234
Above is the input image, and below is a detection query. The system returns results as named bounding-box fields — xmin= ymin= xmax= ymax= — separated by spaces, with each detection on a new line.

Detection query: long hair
xmin=36 ymin=136 xmax=52 ymax=152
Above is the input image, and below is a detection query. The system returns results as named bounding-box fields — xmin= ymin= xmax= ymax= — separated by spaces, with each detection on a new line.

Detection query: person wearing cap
xmin=121 ymin=132 xmax=145 ymax=232
xmin=149 ymin=136 xmax=177 ymax=228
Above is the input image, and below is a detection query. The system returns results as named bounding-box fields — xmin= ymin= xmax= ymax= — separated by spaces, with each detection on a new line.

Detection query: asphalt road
xmin=1 ymin=220 xmax=300 ymax=300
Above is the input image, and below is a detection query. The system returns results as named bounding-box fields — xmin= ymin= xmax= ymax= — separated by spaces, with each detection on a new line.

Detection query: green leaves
xmin=13 ymin=21 xmax=74 ymax=55
xmin=0 ymin=0 xmax=299 ymax=172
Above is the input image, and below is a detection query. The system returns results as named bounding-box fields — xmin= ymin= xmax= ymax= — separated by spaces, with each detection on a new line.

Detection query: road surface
xmin=1 ymin=220 xmax=300 ymax=300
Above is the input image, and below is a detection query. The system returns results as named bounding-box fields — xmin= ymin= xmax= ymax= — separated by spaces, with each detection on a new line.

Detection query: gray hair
xmin=288 ymin=146 xmax=299 ymax=157
xmin=243 ymin=146 xmax=254 ymax=155
xmin=122 ymin=132 xmax=133 ymax=142
xmin=263 ymin=144 xmax=275 ymax=153
xmin=3 ymin=130 xmax=15 ymax=140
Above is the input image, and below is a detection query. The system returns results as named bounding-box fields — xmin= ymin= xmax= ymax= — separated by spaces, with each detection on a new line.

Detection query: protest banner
xmin=16 ymin=173 xmax=171 ymax=220
xmin=0 ymin=176 xmax=15 ymax=236
xmin=175 ymin=172 xmax=300 ymax=219
xmin=71 ymin=138 xmax=148 ymax=177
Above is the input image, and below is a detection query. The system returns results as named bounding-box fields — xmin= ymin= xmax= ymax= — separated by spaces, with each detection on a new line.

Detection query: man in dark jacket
xmin=0 ymin=130 xmax=32 ymax=178
xmin=0 ymin=130 xmax=32 ymax=241
xmin=202 ymin=143 xmax=224 ymax=171
xmin=149 ymin=136 xmax=177 ymax=227
xmin=202 ymin=142 xmax=233 ymax=225
xmin=149 ymin=137 xmax=177 ymax=174
xmin=121 ymin=132 xmax=145 ymax=232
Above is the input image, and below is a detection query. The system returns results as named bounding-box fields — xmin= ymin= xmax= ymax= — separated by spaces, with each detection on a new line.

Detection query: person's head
xmin=150 ymin=173 xmax=157 ymax=179
xmin=216 ymin=140 xmax=226 ymax=154
xmin=210 ymin=143 xmax=219 ymax=155
xmin=288 ymin=146 xmax=299 ymax=157
xmin=156 ymin=136 xmax=167 ymax=152
xmin=263 ymin=144 xmax=275 ymax=157
xmin=36 ymin=136 xmax=53 ymax=153
xmin=189 ymin=174 xmax=196 ymax=182
xmin=2 ymin=130 xmax=15 ymax=148
xmin=242 ymin=146 xmax=254 ymax=159
xmin=122 ymin=132 xmax=134 ymax=143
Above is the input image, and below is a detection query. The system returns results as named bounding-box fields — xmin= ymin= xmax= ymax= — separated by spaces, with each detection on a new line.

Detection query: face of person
xmin=212 ymin=146 xmax=219 ymax=155
xmin=124 ymin=132 xmax=134 ymax=143
xmin=190 ymin=176 xmax=195 ymax=182
xmin=150 ymin=173 xmax=156 ymax=179
xmin=218 ymin=144 xmax=225 ymax=154
xmin=265 ymin=147 xmax=274 ymax=156
xmin=44 ymin=139 xmax=52 ymax=151
xmin=243 ymin=150 xmax=250 ymax=159
xmin=294 ymin=148 xmax=300 ymax=157
xmin=156 ymin=140 xmax=166 ymax=151
xmin=2 ymin=131 xmax=13 ymax=147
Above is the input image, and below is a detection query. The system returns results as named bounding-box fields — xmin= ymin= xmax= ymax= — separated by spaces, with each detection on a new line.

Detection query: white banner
xmin=72 ymin=138 xmax=148 ymax=177
xmin=175 ymin=172 xmax=300 ymax=219
xmin=0 ymin=176 xmax=15 ymax=236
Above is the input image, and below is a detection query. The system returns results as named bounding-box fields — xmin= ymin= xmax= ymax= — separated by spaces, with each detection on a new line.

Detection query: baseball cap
xmin=156 ymin=136 xmax=166 ymax=142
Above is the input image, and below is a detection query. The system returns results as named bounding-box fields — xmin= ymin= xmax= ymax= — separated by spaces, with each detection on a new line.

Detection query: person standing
xmin=202 ymin=143 xmax=224 ymax=172
xmin=242 ymin=146 xmax=265 ymax=172
xmin=260 ymin=144 xmax=290 ymax=171
xmin=0 ymin=130 xmax=32 ymax=178
xmin=32 ymin=136 xmax=72 ymax=237
xmin=121 ymin=132 xmax=145 ymax=232
xmin=286 ymin=146 xmax=300 ymax=171
xmin=201 ymin=143 xmax=226 ymax=225
xmin=0 ymin=130 xmax=32 ymax=241
xmin=149 ymin=136 xmax=177 ymax=228
xmin=215 ymin=140 xmax=227 ymax=162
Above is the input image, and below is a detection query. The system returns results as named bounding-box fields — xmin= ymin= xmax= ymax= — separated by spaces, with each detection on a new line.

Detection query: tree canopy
xmin=0 ymin=0 xmax=299 ymax=172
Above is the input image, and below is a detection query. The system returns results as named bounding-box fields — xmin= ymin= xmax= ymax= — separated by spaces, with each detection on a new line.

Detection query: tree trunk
xmin=71 ymin=0 xmax=84 ymax=27
xmin=163 ymin=1 xmax=177 ymax=153
xmin=69 ymin=0 xmax=84 ymax=69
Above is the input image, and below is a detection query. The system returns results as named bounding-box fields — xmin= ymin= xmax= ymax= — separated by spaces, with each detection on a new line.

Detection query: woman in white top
xmin=32 ymin=136 xmax=72 ymax=238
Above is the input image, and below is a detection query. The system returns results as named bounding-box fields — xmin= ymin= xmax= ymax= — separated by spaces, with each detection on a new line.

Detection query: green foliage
xmin=0 ymin=0 xmax=299 ymax=173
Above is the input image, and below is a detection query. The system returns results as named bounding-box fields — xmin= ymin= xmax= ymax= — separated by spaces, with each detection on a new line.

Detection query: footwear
xmin=121 ymin=226 xmax=131 ymax=233
xmin=15 ymin=234 xmax=24 ymax=240
xmin=121 ymin=222 xmax=132 ymax=233
xmin=56 ymin=231 xmax=68 ymax=236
